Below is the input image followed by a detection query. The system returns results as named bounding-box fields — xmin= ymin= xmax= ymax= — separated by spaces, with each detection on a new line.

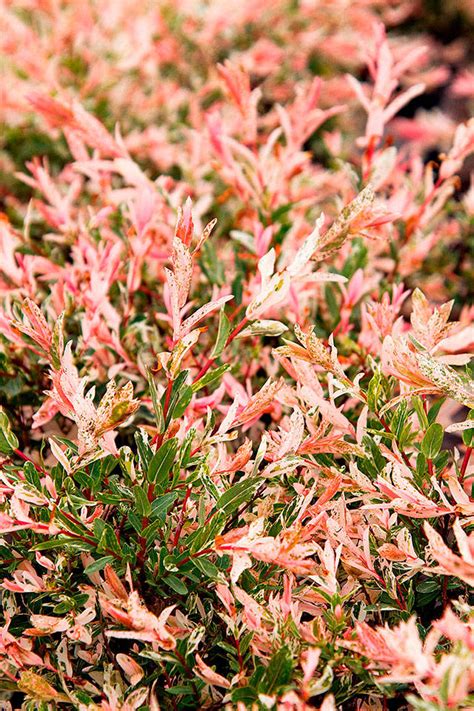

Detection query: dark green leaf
xmin=215 ymin=477 xmax=260 ymax=516
xmin=146 ymin=369 xmax=165 ymax=433
xmin=84 ymin=556 xmax=115 ymax=575
xmin=133 ymin=485 xmax=152 ymax=517
xmin=191 ymin=557 xmax=220 ymax=579
xmin=148 ymin=438 xmax=178 ymax=487
xmin=165 ymin=574 xmax=188 ymax=595
xmin=260 ymin=647 xmax=293 ymax=694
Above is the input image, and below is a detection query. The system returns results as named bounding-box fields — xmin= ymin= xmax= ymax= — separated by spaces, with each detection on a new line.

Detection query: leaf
xmin=135 ymin=429 xmax=152 ymax=470
xmin=142 ymin=520 xmax=164 ymax=543
xmin=164 ymin=371 xmax=192 ymax=423
xmin=192 ymin=364 xmax=230 ymax=393
xmin=23 ymin=461 xmax=42 ymax=490
xmin=0 ymin=410 xmax=19 ymax=454
xmin=199 ymin=241 xmax=225 ymax=286
xmin=148 ymin=438 xmax=178 ymax=487
xmin=260 ymin=647 xmax=293 ymax=694
xmin=55 ymin=510 xmax=91 ymax=537
xmin=211 ymin=309 xmax=231 ymax=358
xmin=32 ymin=537 xmax=87 ymax=551
xmin=324 ymin=284 xmax=340 ymax=325
xmin=308 ymin=664 xmax=334 ymax=695
xmin=232 ymin=687 xmax=258 ymax=704
xmin=427 ymin=397 xmax=446 ymax=425
xmin=421 ymin=423 xmax=443 ymax=459
xmin=165 ymin=574 xmax=188 ymax=595
xmin=462 ymin=410 xmax=474 ymax=447
xmin=412 ymin=396 xmax=429 ymax=430
xmin=151 ymin=491 xmax=179 ymax=520
xmin=133 ymin=485 xmax=152 ymax=517
xmin=367 ymin=371 xmax=382 ymax=412
xmin=166 ymin=686 xmax=195 ymax=696
xmin=215 ymin=477 xmax=260 ymax=516
xmin=189 ymin=514 xmax=225 ymax=553
xmin=199 ymin=464 xmax=221 ymax=502
xmin=146 ymin=369 xmax=165 ymax=433
xmin=96 ymin=522 xmax=122 ymax=556
xmin=171 ymin=385 xmax=193 ymax=419
xmin=191 ymin=556 xmax=221 ymax=579
xmin=84 ymin=556 xmax=115 ymax=575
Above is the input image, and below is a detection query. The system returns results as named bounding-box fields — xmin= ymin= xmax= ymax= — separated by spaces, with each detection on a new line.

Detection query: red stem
xmin=460 ymin=446 xmax=472 ymax=484
xmin=173 ymin=485 xmax=192 ymax=547
xmin=13 ymin=448 xmax=48 ymax=476
xmin=151 ymin=377 xmax=174 ymax=447
xmin=176 ymin=547 xmax=214 ymax=567
xmin=193 ymin=316 xmax=249 ymax=383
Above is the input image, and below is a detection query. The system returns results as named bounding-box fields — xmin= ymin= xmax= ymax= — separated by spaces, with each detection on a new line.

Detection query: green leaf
xmin=148 ymin=438 xmax=178 ymax=487
xmin=427 ymin=396 xmax=446 ymax=425
xmin=23 ymin=461 xmax=42 ymax=490
xmin=140 ymin=520 xmax=161 ymax=544
xmin=32 ymin=536 xmax=86 ymax=551
xmin=133 ymin=485 xmax=152 ymax=517
xmin=151 ymin=491 xmax=178 ymax=520
xmin=84 ymin=556 xmax=114 ymax=575
xmin=260 ymin=647 xmax=293 ymax=694
xmin=200 ymin=241 xmax=224 ymax=286
xmin=324 ymin=284 xmax=339 ymax=325
xmin=215 ymin=477 xmax=260 ymax=516
xmin=411 ymin=397 xmax=429 ymax=430
xmin=191 ymin=364 xmax=230 ymax=393
xmin=165 ymin=574 xmax=188 ymax=595
xmin=179 ymin=428 xmax=195 ymax=469
xmin=146 ymin=369 xmax=165 ymax=434
xmin=54 ymin=510 xmax=91 ymax=537
xmin=421 ymin=423 xmax=443 ymax=459
xmin=171 ymin=386 xmax=193 ymax=419
xmin=462 ymin=410 xmax=474 ymax=447
xmin=198 ymin=461 xmax=220 ymax=501
xmin=135 ymin=429 xmax=152 ymax=470
xmin=191 ymin=556 xmax=221 ymax=579
xmin=434 ymin=450 xmax=449 ymax=471
xmin=166 ymin=686 xmax=195 ymax=696
xmin=0 ymin=410 xmax=19 ymax=454
xmin=211 ymin=309 xmax=231 ymax=358
xmin=415 ymin=451 xmax=427 ymax=486
xmin=367 ymin=371 xmax=382 ymax=412
xmin=189 ymin=514 xmax=225 ymax=554
xmin=232 ymin=687 xmax=258 ymax=704
xmin=96 ymin=522 xmax=122 ymax=557
xmin=164 ymin=371 xmax=187 ymax=414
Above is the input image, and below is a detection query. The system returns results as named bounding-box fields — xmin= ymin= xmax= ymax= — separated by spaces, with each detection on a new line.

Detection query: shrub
xmin=0 ymin=1 xmax=473 ymax=709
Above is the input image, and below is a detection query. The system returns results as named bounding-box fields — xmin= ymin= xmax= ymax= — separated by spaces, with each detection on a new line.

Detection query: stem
xmin=193 ymin=316 xmax=249 ymax=383
xmin=395 ymin=580 xmax=408 ymax=611
xmin=173 ymin=485 xmax=192 ymax=547
xmin=460 ymin=446 xmax=472 ymax=484
xmin=176 ymin=547 xmax=214 ymax=567
xmin=13 ymin=448 xmax=48 ymax=476
xmin=375 ymin=415 xmax=413 ymax=471
xmin=151 ymin=376 xmax=173 ymax=447
xmin=442 ymin=575 xmax=449 ymax=609
xmin=406 ymin=175 xmax=443 ymax=239
xmin=235 ymin=634 xmax=244 ymax=675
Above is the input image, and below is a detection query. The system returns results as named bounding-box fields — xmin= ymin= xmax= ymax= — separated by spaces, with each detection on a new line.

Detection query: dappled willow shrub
xmin=0 ymin=1 xmax=473 ymax=709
